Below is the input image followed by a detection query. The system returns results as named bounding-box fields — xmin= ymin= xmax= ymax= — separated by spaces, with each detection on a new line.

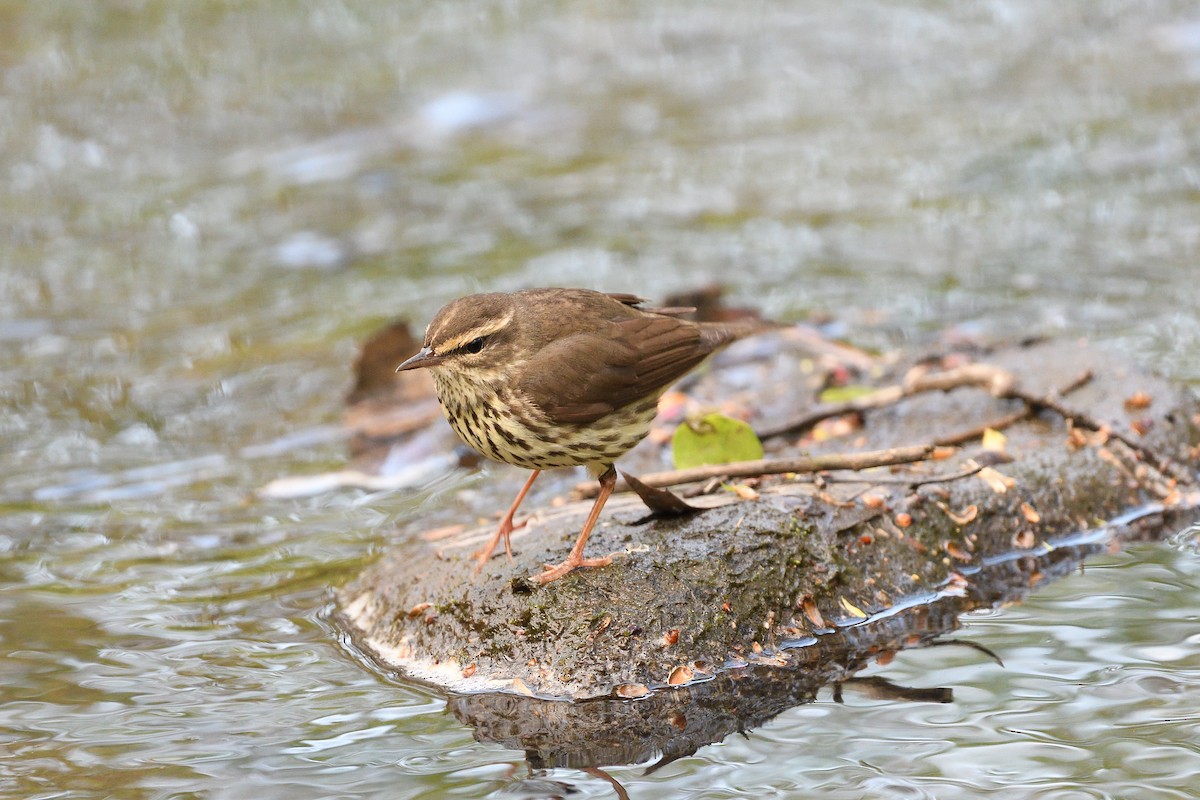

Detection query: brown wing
xmin=516 ymin=315 xmax=714 ymax=425
xmin=604 ymin=292 xmax=647 ymax=307
xmin=603 ymin=292 xmax=697 ymax=318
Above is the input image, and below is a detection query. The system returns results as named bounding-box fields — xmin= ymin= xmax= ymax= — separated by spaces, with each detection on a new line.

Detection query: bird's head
xmin=396 ymin=292 xmax=521 ymax=381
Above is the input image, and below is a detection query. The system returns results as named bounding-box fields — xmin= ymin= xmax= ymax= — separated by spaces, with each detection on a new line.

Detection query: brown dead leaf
xmin=1013 ymin=529 xmax=1036 ymax=549
xmin=977 ymin=466 xmax=1015 ymax=493
xmin=510 ymin=678 xmax=534 ymax=697
xmin=406 ymin=602 xmax=432 ymax=618
xmin=1065 ymin=428 xmax=1089 ymax=451
xmin=936 ymin=502 xmax=978 ymax=526
xmin=1020 ymin=502 xmax=1041 ymax=524
xmin=894 ymin=512 xmax=913 ymax=528
xmin=811 ymin=413 xmax=864 ymax=442
xmin=1124 ymin=391 xmax=1152 ymax=411
xmin=615 ymin=683 xmax=651 ymax=699
xmin=727 ymin=482 xmax=761 ymax=500
xmin=801 ymin=596 xmax=826 ymax=628
xmin=461 ymin=662 xmax=477 ymax=679
xmin=818 ymin=490 xmax=858 ymax=508
xmin=668 ymin=665 xmax=694 ymax=685
xmin=862 ymin=493 xmax=887 ymax=509
xmin=944 ymin=540 xmax=972 ymax=562
xmin=930 ymin=446 xmax=958 ymax=460
xmin=942 ymin=572 xmax=969 ymax=597
xmin=661 ymin=628 xmax=680 ymax=647
xmin=1130 ymin=418 xmax=1154 ymax=436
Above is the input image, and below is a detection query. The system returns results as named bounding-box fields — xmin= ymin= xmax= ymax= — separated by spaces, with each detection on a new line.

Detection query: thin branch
xmin=759 ymin=363 xmax=1017 ymax=441
xmin=819 ymin=463 xmax=985 ymax=487
xmin=933 ymin=410 xmax=1028 ymax=448
xmin=575 ymin=444 xmax=935 ymax=499
xmin=1000 ymin=378 xmax=1195 ymax=485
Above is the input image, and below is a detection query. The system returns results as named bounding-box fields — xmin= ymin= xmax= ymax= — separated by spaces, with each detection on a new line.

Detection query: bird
xmin=396 ymin=287 xmax=766 ymax=584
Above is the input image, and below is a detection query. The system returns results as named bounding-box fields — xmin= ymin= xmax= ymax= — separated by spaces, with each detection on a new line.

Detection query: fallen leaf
xmin=615 ymin=683 xmax=650 ymax=699
xmin=818 ymin=384 xmax=878 ymax=403
xmin=819 ymin=490 xmax=858 ymax=508
xmin=839 ymin=596 xmax=868 ymax=618
xmin=1020 ymin=502 xmax=1040 ymax=523
xmin=981 ymin=427 xmax=1007 ymax=453
xmin=977 ymin=466 xmax=1015 ymax=493
xmin=406 ymin=602 xmax=432 ymax=618
xmin=510 ymin=678 xmax=534 ymax=697
xmin=668 ymin=665 xmax=694 ymax=685
xmin=1124 ymin=391 xmax=1152 ymax=411
xmin=661 ymin=629 xmax=680 ymax=647
xmin=944 ymin=572 xmax=970 ymax=596
xmin=461 ymin=662 xmax=477 ymax=679
xmin=944 ymin=540 xmax=972 ymax=561
xmin=936 ymin=502 xmax=978 ymax=526
xmin=811 ymin=414 xmax=863 ymax=441
xmin=623 ymin=471 xmax=700 ymax=516
xmin=862 ymin=493 xmax=887 ymax=509
xmin=895 ymin=512 xmax=913 ymax=528
xmin=726 ymin=482 xmax=760 ymax=500
xmin=672 ymin=412 xmax=764 ymax=470
xmin=801 ymin=597 xmax=826 ymax=628
xmin=1131 ymin=418 xmax=1154 ymax=436
xmin=1013 ymin=529 xmax=1036 ymax=548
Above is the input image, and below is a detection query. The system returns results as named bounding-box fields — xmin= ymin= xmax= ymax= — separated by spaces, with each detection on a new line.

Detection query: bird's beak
xmin=396 ymin=346 xmax=444 ymax=372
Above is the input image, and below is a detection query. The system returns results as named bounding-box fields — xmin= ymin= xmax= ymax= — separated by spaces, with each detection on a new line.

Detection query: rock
xmin=337 ymin=338 xmax=1199 ymax=707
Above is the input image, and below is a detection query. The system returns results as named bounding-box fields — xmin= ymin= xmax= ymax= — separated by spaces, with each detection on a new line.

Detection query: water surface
xmin=3 ymin=1 xmax=1199 ymax=797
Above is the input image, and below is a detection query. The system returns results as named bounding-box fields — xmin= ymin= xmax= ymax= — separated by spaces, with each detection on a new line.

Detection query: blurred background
xmin=2 ymin=2 xmax=1199 ymax=798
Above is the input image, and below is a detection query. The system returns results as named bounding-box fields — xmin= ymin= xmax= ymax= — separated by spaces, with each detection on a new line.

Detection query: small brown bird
xmin=396 ymin=287 xmax=764 ymax=584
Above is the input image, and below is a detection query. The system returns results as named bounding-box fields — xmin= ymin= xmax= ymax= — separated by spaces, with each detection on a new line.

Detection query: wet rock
xmin=337 ymin=338 xmax=1200 ymax=702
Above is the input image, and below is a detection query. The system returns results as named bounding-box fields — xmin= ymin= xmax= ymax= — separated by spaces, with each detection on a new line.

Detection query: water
xmin=3 ymin=1 xmax=1200 ymax=797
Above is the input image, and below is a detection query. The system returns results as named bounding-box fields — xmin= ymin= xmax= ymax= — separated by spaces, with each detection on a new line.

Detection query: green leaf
xmin=817 ymin=384 xmax=877 ymax=403
xmin=671 ymin=412 xmax=764 ymax=470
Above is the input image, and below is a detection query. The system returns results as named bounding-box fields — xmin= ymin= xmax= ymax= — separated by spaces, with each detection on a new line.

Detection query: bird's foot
xmin=533 ymin=552 xmax=614 ymax=584
xmin=472 ymin=515 xmax=529 ymax=571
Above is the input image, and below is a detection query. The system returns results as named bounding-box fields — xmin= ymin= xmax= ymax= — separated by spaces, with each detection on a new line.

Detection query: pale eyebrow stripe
xmin=436 ymin=309 xmax=513 ymax=354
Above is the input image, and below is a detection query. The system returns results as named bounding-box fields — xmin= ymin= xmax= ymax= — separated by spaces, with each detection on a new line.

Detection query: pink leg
xmin=535 ymin=466 xmax=617 ymax=584
xmin=474 ymin=469 xmax=540 ymax=570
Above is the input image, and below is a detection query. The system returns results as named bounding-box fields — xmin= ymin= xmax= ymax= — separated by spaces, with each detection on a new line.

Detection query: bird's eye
xmin=464 ymin=336 xmax=486 ymax=354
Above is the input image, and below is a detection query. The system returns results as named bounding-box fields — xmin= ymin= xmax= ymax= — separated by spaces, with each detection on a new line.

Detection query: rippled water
xmin=3 ymin=1 xmax=1199 ymax=797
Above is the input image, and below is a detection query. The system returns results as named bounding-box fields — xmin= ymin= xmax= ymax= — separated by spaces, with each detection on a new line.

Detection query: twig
xmin=759 ymin=363 xmax=1016 ymax=441
xmin=933 ymin=410 xmax=1029 ymax=447
xmin=575 ymin=444 xmax=935 ymax=499
xmin=1000 ymin=377 xmax=1195 ymax=485
xmin=819 ymin=463 xmax=985 ymax=487
xmin=933 ymin=368 xmax=1094 ymax=447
